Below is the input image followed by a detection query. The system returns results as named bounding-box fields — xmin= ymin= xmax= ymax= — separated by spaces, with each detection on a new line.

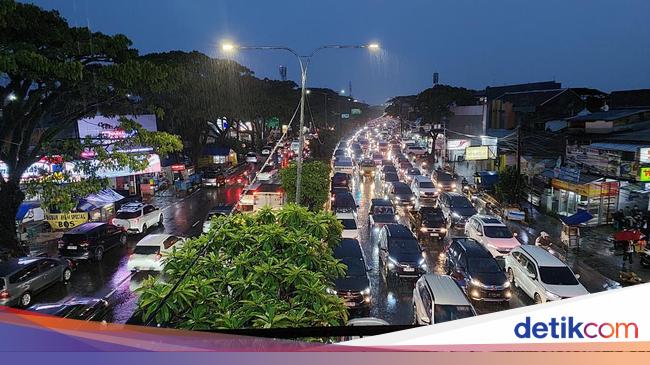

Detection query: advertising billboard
xmin=465 ymin=146 xmax=489 ymax=160
xmin=77 ymin=115 xmax=158 ymax=139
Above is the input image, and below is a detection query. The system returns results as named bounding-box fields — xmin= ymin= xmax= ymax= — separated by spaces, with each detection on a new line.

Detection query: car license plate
xmin=345 ymin=302 xmax=356 ymax=307
xmin=67 ymin=245 xmax=77 ymax=250
xmin=430 ymin=233 xmax=439 ymax=237
xmin=403 ymin=267 xmax=415 ymax=272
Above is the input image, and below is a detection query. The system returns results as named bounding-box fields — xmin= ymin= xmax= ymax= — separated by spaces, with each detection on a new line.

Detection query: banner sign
xmin=640 ymin=167 xmax=650 ymax=182
xmin=465 ymin=146 xmax=489 ymax=161
xmin=45 ymin=212 xmax=88 ymax=231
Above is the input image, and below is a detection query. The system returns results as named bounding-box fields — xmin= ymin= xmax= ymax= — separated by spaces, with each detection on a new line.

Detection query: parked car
xmin=465 ymin=215 xmax=521 ymax=257
xmin=245 ymin=152 xmax=258 ymax=163
xmin=0 ymin=257 xmax=73 ymax=307
xmin=444 ymin=238 xmax=511 ymax=303
xmin=29 ymin=297 xmax=110 ymax=321
xmin=337 ymin=213 xmax=360 ymax=240
xmin=386 ymin=181 xmax=415 ymax=207
xmin=411 ymin=175 xmax=438 ymax=206
xmin=413 ymin=274 xmax=477 ymax=325
xmin=408 ymin=207 xmax=447 ymax=240
xmin=332 ymin=191 xmax=357 ymax=215
xmin=127 ymin=234 xmax=185 ymax=272
xmin=378 ymin=224 xmax=426 ymax=279
xmin=332 ymin=238 xmax=371 ymax=310
xmin=202 ymin=204 xmax=234 ymax=233
xmin=368 ymin=199 xmax=398 ymax=230
xmin=438 ymin=192 xmax=477 ymax=230
xmin=112 ymin=202 xmax=163 ymax=234
xmin=58 ymin=222 xmax=126 ymax=261
xmin=505 ymin=245 xmax=588 ymax=304
xmin=432 ymin=171 xmax=457 ymax=192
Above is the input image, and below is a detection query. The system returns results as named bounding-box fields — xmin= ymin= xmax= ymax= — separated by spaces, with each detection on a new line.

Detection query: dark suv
xmin=332 ymin=238 xmax=371 ymax=310
xmin=444 ymin=238 xmax=511 ymax=303
xmin=438 ymin=192 xmax=477 ymax=230
xmin=378 ymin=224 xmax=426 ymax=279
xmin=58 ymin=222 xmax=127 ymax=261
xmin=332 ymin=191 xmax=357 ymax=214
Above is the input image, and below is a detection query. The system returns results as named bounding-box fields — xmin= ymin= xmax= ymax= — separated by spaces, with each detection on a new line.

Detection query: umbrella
xmin=613 ymin=230 xmax=644 ymax=241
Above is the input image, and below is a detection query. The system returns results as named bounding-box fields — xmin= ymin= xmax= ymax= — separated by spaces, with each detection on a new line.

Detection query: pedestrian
xmin=624 ymin=240 xmax=635 ymax=265
xmin=613 ymin=210 xmax=624 ymax=230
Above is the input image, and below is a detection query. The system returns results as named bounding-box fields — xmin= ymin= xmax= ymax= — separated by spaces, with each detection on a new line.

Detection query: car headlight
xmin=440 ymin=227 xmax=447 ymax=233
xmin=395 ymin=196 xmax=401 ymax=200
xmin=438 ymin=183 xmax=443 ymax=188
xmin=362 ymin=287 xmax=371 ymax=295
xmin=470 ymin=278 xmax=487 ymax=288
xmin=503 ymin=281 xmax=511 ymax=288
xmin=388 ymin=256 xmax=398 ymax=265
xmin=410 ymin=196 xmax=415 ymax=201
xmin=452 ymin=183 xmax=457 ymax=188
xmin=545 ymin=290 xmax=561 ymax=301
xmin=418 ymin=258 xmax=426 ymax=267
xmin=326 ymin=287 xmax=337 ymax=295
xmin=452 ymin=212 xmax=461 ymax=219
xmin=420 ymin=227 xmax=428 ymax=232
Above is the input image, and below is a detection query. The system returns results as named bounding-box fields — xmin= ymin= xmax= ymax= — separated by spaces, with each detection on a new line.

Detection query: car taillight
xmin=80 ymin=240 xmax=90 ymax=248
xmin=0 ymin=290 xmax=9 ymax=299
xmin=57 ymin=239 xmax=64 ymax=248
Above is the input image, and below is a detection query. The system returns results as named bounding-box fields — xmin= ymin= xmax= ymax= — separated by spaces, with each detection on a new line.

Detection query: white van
xmin=413 ymin=274 xmax=477 ymax=325
xmin=411 ymin=175 xmax=438 ymax=206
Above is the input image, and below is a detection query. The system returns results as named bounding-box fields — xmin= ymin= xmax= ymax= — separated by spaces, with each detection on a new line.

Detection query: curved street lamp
xmin=222 ymin=42 xmax=380 ymax=204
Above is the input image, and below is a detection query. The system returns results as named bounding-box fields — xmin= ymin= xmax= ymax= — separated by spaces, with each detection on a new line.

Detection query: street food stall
xmin=560 ymin=209 xmax=593 ymax=249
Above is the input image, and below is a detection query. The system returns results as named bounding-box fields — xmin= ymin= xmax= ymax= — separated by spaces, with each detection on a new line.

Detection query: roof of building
xmin=568 ymin=108 xmax=650 ymax=122
xmin=589 ymin=142 xmax=645 ymax=153
xmin=496 ymin=89 xmax=572 ymax=107
xmin=485 ymin=81 xmax=561 ymax=100
xmin=609 ymin=89 xmax=650 ymax=109
xmin=569 ymin=87 xmax=607 ymax=97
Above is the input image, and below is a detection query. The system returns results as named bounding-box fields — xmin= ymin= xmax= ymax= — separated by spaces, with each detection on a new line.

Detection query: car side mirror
xmin=575 ymin=273 xmax=581 ymax=280
xmin=419 ymin=314 xmax=431 ymax=325
xmin=476 ymin=232 xmax=483 ymax=237
xmin=513 ymin=232 xmax=518 ymax=237
xmin=527 ymin=271 xmax=536 ymax=280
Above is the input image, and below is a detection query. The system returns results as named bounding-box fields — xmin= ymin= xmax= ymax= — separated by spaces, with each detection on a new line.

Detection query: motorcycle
xmin=640 ymin=246 xmax=650 ymax=268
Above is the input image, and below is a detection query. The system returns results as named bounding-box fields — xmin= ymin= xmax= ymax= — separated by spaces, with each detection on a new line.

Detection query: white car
xmin=245 ymin=152 xmax=258 ymax=163
xmin=405 ymin=146 xmax=427 ymax=156
xmin=413 ymin=274 xmax=477 ymax=325
xmin=505 ymin=245 xmax=588 ymax=304
xmin=411 ymin=175 xmax=438 ymax=205
xmin=333 ymin=158 xmax=355 ymax=175
xmin=127 ymin=234 xmax=185 ymax=272
xmin=257 ymin=166 xmax=277 ymax=182
xmin=465 ymin=215 xmax=521 ymax=257
xmin=336 ymin=212 xmax=359 ymax=240
xmin=112 ymin=203 xmax=162 ymax=234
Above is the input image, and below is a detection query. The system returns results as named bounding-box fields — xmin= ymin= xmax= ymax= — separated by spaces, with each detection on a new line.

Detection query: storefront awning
xmin=561 ymin=209 xmax=593 ymax=226
xmin=77 ymin=189 xmax=125 ymax=212
xmin=16 ymin=201 xmax=40 ymax=221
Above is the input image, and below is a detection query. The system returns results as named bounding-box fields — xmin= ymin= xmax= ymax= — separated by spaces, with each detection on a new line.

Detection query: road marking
xmin=192 ymin=220 xmax=200 ymax=227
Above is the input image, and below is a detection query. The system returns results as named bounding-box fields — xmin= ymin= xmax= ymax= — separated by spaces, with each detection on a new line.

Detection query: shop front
xmin=550 ymin=177 xmax=619 ymax=226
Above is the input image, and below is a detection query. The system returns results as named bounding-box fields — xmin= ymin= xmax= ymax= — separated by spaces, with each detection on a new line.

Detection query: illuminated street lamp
xmin=222 ymin=41 xmax=380 ymax=204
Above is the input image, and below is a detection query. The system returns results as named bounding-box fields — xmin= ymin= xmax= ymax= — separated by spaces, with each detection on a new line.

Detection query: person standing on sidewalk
xmin=623 ymin=240 xmax=635 ymax=269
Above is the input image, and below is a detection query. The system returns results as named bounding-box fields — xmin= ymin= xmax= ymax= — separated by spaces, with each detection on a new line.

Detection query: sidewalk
xmin=449 ymin=161 xmax=648 ymax=292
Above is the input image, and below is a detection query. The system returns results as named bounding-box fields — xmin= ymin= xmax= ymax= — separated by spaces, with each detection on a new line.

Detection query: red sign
xmin=170 ymin=164 xmax=185 ymax=172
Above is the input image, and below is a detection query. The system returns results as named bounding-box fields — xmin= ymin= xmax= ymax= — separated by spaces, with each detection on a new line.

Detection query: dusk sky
xmin=27 ymin=0 xmax=650 ymax=104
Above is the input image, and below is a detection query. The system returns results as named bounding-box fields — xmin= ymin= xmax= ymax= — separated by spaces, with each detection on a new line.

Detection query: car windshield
xmin=372 ymin=206 xmax=395 ymax=215
xmin=483 ymin=226 xmax=513 ymax=238
xmin=407 ymin=169 xmax=420 ymax=175
xmin=394 ymin=185 xmax=412 ymax=194
xmin=539 ymin=266 xmax=579 ymax=285
xmin=433 ymin=304 xmax=475 ymax=323
xmin=384 ymin=173 xmax=399 ymax=182
xmin=133 ymin=246 xmax=160 ymax=255
xmin=450 ymin=197 xmax=472 ymax=208
xmin=336 ymin=161 xmax=353 ymax=167
xmin=339 ymin=219 xmax=357 ymax=230
xmin=468 ymin=258 xmax=502 ymax=273
xmin=116 ymin=210 xmax=141 ymax=219
xmin=341 ymin=257 xmax=366 ymax=276
xmin=389 ymin=239 xmax=420 ymax=255
xmin=63 ymin=233 xmax=89 ymax=243
xmin=437 ymin=173 xmax=453 ymax=182
xmin=419 ymin=182 xmax=435 ymax=188
xmin=423 ymin=213 xmax=445 ymax=224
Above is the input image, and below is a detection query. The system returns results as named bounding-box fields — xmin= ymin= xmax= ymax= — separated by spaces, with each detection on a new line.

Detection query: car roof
xmin=452 ymin=238 xmax=492 ymax=258
xmin=420 ymin=206 xmax=443 ymax=215
xmin=135 ymin=234 xmax=177 ymax=247
xmin=518 ymin=245 xmax=567 ymax=267
xmin=473 ymin=215 xmax=505 ymax=225
xmin=334 ymin=192 xmax=355 ymax=204
xmin=334 ymin=238 xmax=363 ymax=258
xmin=0 ymin=258 xmax=41 ymax=276
xmin=385 ymin=224 xmax=416 ymax=239
xmin=65 ymin=222 xmax=106 ymax=234
xmin=370 ymin=199 xmax=393 ymax=207
xmin=391 ymin=182 xmax=410 ymax=189
xmin=443 ymin=192 xmax=464 ymax=198
xmin=413 ymin=175 xmax=432 ymax=182
xmin=118 ymin=203 xmax=145 ymax=212
xmin=423 ymin=274 xmax=473 ymax=306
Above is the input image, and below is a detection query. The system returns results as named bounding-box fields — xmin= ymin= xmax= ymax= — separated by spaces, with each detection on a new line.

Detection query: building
xmin=485 ymin=81 xmax=561 ymax=129
xmin=609 ymin=89 xmax=650 ymax=109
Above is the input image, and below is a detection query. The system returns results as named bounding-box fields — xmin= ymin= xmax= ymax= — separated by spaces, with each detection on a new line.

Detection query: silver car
xmin=0 ymin=257 xmax=73 ymax=307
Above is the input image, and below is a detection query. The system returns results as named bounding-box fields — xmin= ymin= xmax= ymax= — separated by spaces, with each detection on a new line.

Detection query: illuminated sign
xmin=640 ymin=167 xmax=650 ymax=182
xmin=171 ymin=164 xmax=186 ymax=172
xmin=640 ymin=148 xmax=650 ymax=163
xmin=465 ymin=146 xmax=489 ymax=160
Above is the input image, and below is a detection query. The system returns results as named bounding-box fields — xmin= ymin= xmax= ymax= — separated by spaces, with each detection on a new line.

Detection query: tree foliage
xmin=0 ymin=0 xmax=181 ymax=255
xmin=495 ymin=166 xmax=526 ymax=205
xmin=279 ymin=161 xmax=331 ymax=211
xmin=385 ymin=85 xmax=477 ymax=123
xmin=136 ymin=204 xmax=347 ymax=329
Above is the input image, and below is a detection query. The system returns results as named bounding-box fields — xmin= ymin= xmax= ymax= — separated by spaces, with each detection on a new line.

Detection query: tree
xmin=279 ymin=161 xmax=331 ymax=211
xmin=415 ymin=84 xmax=477 ymax=124
xmin=136 ymin=204 xmax=347 ymax=330
xmin=495 ymin=166 xmax=526 ymax=205
xmin=0 ymin=1 xmax=182 ymax=256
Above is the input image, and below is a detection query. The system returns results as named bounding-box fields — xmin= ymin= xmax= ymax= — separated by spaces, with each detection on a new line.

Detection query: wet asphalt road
xmin=33 ymin=186 xmax=242 ymax=323
xmin=348 ymin=169 xmax=532 ymax=325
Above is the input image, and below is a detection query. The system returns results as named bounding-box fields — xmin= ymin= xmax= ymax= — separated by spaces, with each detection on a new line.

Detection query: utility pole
xmin=516 ymin=125 xmax=522 ymax=174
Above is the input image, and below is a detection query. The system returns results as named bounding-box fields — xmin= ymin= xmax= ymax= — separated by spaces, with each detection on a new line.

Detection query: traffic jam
xmin=327 ymin=117 xmax=590 ymax=325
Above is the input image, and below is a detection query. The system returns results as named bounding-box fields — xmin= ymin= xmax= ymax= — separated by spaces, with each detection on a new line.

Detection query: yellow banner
xmin=45 ymin=212 xmax=88 ymax=231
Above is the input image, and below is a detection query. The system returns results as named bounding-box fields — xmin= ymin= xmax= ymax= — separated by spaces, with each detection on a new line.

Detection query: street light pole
xmin=222 ymin=42 xmax=380 ymax=205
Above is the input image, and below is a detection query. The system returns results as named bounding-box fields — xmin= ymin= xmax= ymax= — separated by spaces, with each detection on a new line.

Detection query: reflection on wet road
xmin=34 ymin=186 xmax=242 ymax=323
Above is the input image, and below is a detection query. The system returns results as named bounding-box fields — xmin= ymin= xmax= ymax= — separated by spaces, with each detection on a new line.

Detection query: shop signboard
xmin=551 ymin=179 xmax=619 ymax=198
xmin=341 ymin=113 xmax=350 ymax=119
xmin=351 ymin=108 xmax=362 ymax=115
xmin=640 ymin=167 xmax=650 ymax=182
xmin=639 ymin=148 xmax=650 ymax=163
xmin=93 ymin=154 xmax=161 ymax=178
xmin=45 ymin=212 xmax=88 ymax=231
xmin=465 ymin=146 xmax=489 ymax=161
xmin=446 ymin=139 xmax=470 ymax=151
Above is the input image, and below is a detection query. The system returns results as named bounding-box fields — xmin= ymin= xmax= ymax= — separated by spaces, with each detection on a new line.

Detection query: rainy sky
xmin=26 ymin=0 xmax=650 ymax=104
